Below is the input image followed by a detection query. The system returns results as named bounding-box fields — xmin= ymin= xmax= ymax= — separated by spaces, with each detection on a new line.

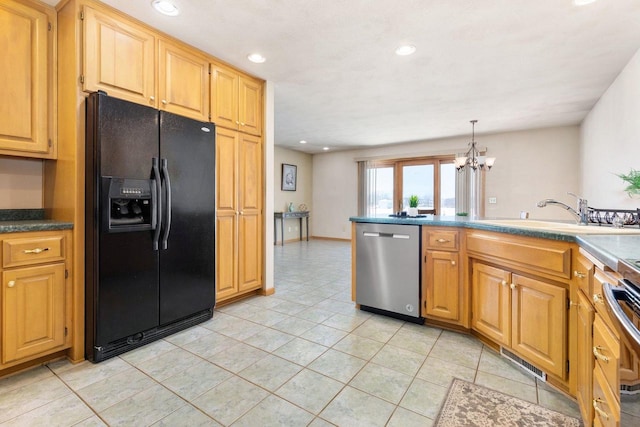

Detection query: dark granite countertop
xmin=0 ymin=209 xmax=73 ymax=233
xmin=350 ymin=215 xmax=640 ymax=275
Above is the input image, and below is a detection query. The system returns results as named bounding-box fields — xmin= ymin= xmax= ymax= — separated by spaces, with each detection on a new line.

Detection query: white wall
xmin=274 ymin=147 xmax=313 ymax=241
xmin=312 ymin=126 xmax=580 ymax=240
xmin=0 ymin=157 xmax=43 ymax=209
xmin=581 ymin=48 xmax=640 ymax=209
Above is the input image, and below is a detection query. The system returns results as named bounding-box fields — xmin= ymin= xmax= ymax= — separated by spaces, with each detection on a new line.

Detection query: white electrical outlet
xmin=489 ymin=197 xmax=497 ymax=204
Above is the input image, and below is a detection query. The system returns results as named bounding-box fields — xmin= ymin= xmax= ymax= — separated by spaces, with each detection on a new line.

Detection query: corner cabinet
xmin=0 ymin=0 xmax=56 ymax=158
xmin=467 ymin=231 xmax=571 ymax=383
xmin=422 ymin=228 xmax=468 ymax=328
xmin=1 ymin=230 xmax=73 ymax=372
xmin=215 ymin=127 xmax=263 ymax=302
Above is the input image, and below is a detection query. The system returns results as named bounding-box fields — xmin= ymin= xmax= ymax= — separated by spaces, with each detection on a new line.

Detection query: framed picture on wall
xmin=282 ymin=163 xmax=297 ymax=191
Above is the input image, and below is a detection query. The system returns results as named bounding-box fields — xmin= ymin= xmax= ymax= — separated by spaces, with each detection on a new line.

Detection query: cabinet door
xmin=511 ymin=274 xmax=567 ymax=379
xmin=2 ymin=263 xmax=65 ymax=363
xmin=215 ymin=127 xmax=239 ymax=300
xmin=576 ymin=290 xmax=594 ymax=427
xmin=238 ymin=75 xmax=263 ymax=136
xmin=158 ymin=39 xmax=209 ymax=122
xmin=472 ymin=262 xmax=511 ymax=345
xmin=211 ymin=64 xmax=239 ymax=130
xmin=238 ymin=133 xmax=262 ymax=292
xmin=83 ymin=6 xmax=156 ymax=107
xmin=0 ymin=0 xmax=49 ymax=155
xmin=424 ymin=250 xmax=460 ymax=322
xmin=215 ymin=214 xmax=238 ymax=300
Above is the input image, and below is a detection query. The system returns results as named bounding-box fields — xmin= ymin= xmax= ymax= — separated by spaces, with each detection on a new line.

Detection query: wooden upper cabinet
xmin=238 ymin=76 xmax=263 ymax=136
xmin=158 ymin=39 xmax=209 ymax=122
xmin=211 ymin=63 xmax=263 ymax=136
xmin=211 ymin=64 xmax=239 ymax=130
xmin=0 ymin=0 xmax=53 ymax=157
xmin=82 ymin=5 xmax=156 ymax=107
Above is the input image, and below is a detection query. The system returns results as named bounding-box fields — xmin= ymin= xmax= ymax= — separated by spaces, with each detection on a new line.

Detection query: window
xmin=358 ymin=157 xmax=455 ymax=216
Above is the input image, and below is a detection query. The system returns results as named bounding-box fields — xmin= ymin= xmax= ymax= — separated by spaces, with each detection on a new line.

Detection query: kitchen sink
xmin=475 ymin=219 xmax=640 ymax=234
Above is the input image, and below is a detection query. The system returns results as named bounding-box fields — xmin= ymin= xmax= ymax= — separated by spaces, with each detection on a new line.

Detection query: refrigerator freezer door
xmin=86 ymin=92 xmax=161 ymax=350
xmin=158 ymin=111 xmax=216 ymax=325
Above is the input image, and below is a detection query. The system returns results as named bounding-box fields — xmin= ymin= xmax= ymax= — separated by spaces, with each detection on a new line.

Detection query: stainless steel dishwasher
xmin=355 ymin=222 xmax=421 ymax=321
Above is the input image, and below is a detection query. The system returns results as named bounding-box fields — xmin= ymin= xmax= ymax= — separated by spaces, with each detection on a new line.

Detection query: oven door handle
xmin=602 ymin=282 xmax=640 ymax=347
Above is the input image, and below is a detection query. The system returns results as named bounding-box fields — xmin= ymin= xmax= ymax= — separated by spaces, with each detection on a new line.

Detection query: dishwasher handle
xmin=362 ymin=232 xmax=410 ymax=239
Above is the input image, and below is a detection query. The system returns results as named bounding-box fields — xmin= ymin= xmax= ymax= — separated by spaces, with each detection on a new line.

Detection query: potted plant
xmin=408 ymin=195 xmax=419 ymax=217
xmin=617 ymin=168 xmax=640 ymax=197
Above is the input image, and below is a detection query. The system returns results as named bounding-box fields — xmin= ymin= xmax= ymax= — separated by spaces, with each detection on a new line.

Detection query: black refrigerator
xmin=85 ymin=92 xmax=216 ymax=362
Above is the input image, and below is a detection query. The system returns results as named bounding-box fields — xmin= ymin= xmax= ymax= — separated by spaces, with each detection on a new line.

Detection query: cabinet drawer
xmin=425 ymin=228 xmax=458 ymax=250
xmin=466 ymin=231 xmax=571 ymax=279
xmin=593 ymin=364 xmax=620 ymax=427
xmin=574 ymin=253 xmax=594 ymax=298
xmin=3 ymin=235 xmax=66 ymax=268
xmin=593 ymin=315 xmax=619 ymax=393
xmin=593 ymin=269 xmax=621 ymax=333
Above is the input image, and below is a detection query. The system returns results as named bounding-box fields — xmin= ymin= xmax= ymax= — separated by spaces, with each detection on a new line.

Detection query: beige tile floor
xmin=0 ymin=239 xmax=585 ymax=426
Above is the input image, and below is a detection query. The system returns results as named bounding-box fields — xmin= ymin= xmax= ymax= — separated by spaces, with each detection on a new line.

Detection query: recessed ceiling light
xmin=299 ymin=140 xmax=307 ymax=144
xmin=247 ymin=53 xmax=266 ymax=63
xmin=323 ymin=147 xmax=330 ymax=151
xmin=151 ymin=0 xmax=179 ymax=16
xmin=573 ymin=0 xmax=597 ymax=5
xmin=395 ymin=45 xmax=416 ymax=56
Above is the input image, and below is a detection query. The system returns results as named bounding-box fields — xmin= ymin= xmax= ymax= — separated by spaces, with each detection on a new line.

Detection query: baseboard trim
xmin=310 ymin=236 xmax=351 ymax=242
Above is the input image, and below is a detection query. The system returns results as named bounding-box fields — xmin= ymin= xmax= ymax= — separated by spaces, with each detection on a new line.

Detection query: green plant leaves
xmin=617 ymin=168 xmax=640 ymax=197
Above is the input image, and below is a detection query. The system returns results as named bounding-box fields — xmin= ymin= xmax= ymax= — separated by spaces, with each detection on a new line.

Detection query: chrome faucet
xmin=536 ymin=192 xmax=589 ymax=225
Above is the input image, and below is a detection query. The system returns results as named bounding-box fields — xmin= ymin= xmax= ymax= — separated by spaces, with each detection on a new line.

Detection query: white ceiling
xmin=45 ymin=0 xmax=640 ymax=153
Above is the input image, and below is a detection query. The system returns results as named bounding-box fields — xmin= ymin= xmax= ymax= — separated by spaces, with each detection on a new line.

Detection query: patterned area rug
xmin=435 ymin=379 xmax=582 ymax=427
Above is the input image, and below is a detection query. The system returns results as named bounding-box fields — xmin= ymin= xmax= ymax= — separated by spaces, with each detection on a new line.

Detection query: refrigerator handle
xmin=151 ymin=158 xmax=162 ymax=251
xmin=161 ymin=158 xmax=172 ymax=250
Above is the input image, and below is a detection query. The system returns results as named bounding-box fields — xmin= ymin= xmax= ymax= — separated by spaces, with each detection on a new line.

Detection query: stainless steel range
xmin=603 ymin=259 xmax=640 ymax=358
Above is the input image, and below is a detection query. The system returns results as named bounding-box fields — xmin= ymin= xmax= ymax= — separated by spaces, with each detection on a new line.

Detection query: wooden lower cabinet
xmin=576 ymin=289 xmax=595 ymax=426
xmin=471 ymin=261 xmax=568 ymax=379
xmin=0 ymin=230 xmax=72 ymax=375
xmin=424 ymin=250 xmax=460 ymax=322
xmin=471 ymin=262 xmax=511 ymax=344
xmin=2 ymin=264 xmax=66 ymax=363
xmin=422 ymin=227 xmax=468 ymax=327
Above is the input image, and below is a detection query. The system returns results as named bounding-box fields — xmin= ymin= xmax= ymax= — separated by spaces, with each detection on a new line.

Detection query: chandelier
xmin=454 ymin=120 xmax=495 ymax=171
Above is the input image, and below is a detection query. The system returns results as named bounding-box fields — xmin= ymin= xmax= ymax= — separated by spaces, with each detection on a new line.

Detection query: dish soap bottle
xmin=288 ymin=202 xmax=294 ymax=212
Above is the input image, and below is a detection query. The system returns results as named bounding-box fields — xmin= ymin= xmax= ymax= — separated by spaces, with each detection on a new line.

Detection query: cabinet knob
xmin=501 ymin=280 xmax=507 ymax=287
xmin=436 ymin=238 xmax=450 ymax=243
xmin=8 ymin=280 xmax=15 ymax=288
xmin=593 ymin=346 xmax=609 ymax=363
xmin=569 ymin=300 xmax=579 ymax=307
xmin=162 ymin=99 xmax=167 ymax=105
xmin=574 ymin=270 xmax=586 ymax=279
xmin=240 ymin=122 xmax=246 ymax=126
xmin=150 ymin=96 xmax=155 ymax=102
xmin=235 ymin=121 xmax=240 ymax=125
xmin=510 ymin=283 xmax=516 ymax=290
xmin=451 ymin=260 xmax=456 ymax=266
xmin=593 ymin=398 xmax=609 ymax=421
